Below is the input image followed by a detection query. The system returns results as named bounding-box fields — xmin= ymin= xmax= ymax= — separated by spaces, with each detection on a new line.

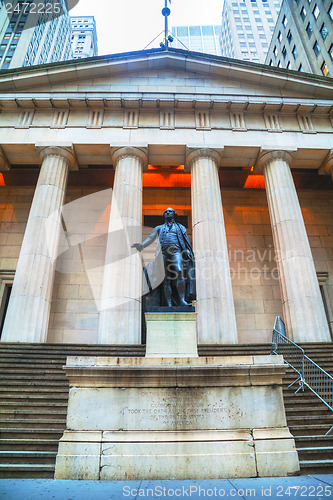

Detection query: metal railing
xmin=271 ymin=316 xmax=333 ymax=436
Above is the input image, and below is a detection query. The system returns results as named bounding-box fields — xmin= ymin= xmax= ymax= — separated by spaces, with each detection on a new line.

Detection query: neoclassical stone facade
xmin=0 ymin=48 xmax=332 ymax=345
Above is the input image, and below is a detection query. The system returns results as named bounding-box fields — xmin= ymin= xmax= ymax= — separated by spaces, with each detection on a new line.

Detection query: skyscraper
xmin=220 ymin=0 xmax=281 ymax=63
xmin=265 ymin=0 xmax=333 ymax=76
xmin=70 ymin=16 xmax=98 ymax=60
xmin=171 ymin=25 xmax=222 ymax=56
xmin=0 ymin=0 xmax=73 ymax=70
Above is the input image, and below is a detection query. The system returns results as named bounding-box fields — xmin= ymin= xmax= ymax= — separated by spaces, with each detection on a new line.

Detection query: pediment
xmin=0 ymin=48 xmax=332 ymax=103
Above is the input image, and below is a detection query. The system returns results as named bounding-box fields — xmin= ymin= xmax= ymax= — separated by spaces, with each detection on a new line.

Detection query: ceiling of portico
xmin=1 ymin=143 xmax=331 ymax=174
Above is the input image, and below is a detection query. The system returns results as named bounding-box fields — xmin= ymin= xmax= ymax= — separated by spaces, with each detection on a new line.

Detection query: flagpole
xmin=162 ymin=0 xmax=171 ymax=48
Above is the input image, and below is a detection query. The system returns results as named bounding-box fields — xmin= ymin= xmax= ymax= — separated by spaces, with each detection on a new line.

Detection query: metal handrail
xmin=271 ymin=316 xmax=333 ymax=436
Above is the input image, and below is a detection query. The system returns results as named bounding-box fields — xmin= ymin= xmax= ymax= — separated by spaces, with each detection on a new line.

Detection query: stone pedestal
xmin=55 ymin=355 xmax=299 ymax=480
xmin=145 ymin=312 xmax=198 ymax=357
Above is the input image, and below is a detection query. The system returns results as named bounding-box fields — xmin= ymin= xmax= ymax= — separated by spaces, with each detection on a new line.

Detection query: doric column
xmin=186 ymin=148 xmax=238 ymax=344
xmin=1 ymin=146 xmax=75 ymax=343
xmin=98 ymin=147 xmax=147 ymax=345
xmin=257 ymin=150 xmax=330 ymax=343
xmin=321 ymin=150 xmax=333 ymax=181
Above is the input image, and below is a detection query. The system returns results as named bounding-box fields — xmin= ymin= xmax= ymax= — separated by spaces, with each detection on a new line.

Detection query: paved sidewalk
xmin=1 ymin=475 xmax=333 ymax=500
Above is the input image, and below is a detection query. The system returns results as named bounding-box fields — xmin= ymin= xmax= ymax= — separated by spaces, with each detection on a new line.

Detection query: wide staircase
xmin=0 ymin=342 xmax=332 ymax=478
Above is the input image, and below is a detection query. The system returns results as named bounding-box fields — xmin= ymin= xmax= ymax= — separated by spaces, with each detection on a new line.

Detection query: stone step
xmin=289 ymin=424 xmax=333 ymax=436
xmin=0 ymin=380 xmax=69 ymax=387
xmin=0 ymin=439 xmax=60 ymax=452
xmin=0 ymin=402 xmax=68 ymax=410
xmin=299 ymin=459 xmax=333 ymax=474
xmin=295 ymin=435 xmax=333 ymax=447
xmin=297 ymin=446 xmax=333 ymax=460
xmin=285 ymin=406 xmax=332 ymax=415
xmin=0 ymin=409 xmax=68 ymax=419
xmin=0 ymin=386 xmax=69 ymax=394
xmin=0 ymin=428 xmax=63 ymax=440
xmin=0 ymin=419 xmax=66 ymax=429
xmin=287 ymin=414 xmax=333 ymax=424
xmin=0 ymin=451 xmax=57 ymax=465
xmin=0 ymin=463 xmax=55 ymax=479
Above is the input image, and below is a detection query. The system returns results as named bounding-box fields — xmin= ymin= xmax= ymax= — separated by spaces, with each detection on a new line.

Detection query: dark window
xmin=329 ymin=3 xmax=333 ymax=20
xmin=282 ymin=46 xmax=287 ymax=58
xmin=298 ymin=63 xmax=304 ymax=71
xmin=287 ymin=30 xmax=292 ymax=43
xmin=292 ymin=45 xmax=298 ymax=59
xmin=278 ymin=31 xmax=282 ymax=42
xmin=330 ymin=44 xmax=333 ymax=60
xmin=282 ymin=15 xmax=288 ymax=27
xmin=321 ymin=61 xmax=329 ymax=76
xmin=306 ymin=22 xmax=313 ymax=37
xmin=313 ymin=40 xmax=320 ymax=56
xmin=320 ymin=23 xmax=328 ymax=39
xmin=300 ymin=6 xmax=307 ymax=20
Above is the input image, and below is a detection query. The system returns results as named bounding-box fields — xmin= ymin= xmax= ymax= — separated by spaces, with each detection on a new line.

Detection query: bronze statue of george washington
xmin=132 ymin=208 xmax=195 ymax=307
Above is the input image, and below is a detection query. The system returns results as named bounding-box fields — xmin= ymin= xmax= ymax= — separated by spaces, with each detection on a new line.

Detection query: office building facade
xmin=265 ymin=0 xmax=333 ymax=76
xmin=171 ymin=25 xmax=222 ymax=56
xmin=0 ymin=0 xmax=73 ymax=70
xmin=70 ymin=16 xmax=98 ymax=60
xmin=220 ymin=0 xmax=281 ymax=63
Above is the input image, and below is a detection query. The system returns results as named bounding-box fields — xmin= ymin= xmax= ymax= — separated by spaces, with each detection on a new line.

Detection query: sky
xmin=70 ymin=0 xmax=225 ymax=55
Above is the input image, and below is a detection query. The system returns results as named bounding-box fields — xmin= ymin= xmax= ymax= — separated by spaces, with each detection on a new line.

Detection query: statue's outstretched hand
xmin=131 ymin=243 xmax=143 ymax=252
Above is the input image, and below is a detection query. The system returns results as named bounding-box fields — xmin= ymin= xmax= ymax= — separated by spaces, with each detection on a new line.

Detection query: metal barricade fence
xmin=271 ymin=316 xmax=333 ymax=436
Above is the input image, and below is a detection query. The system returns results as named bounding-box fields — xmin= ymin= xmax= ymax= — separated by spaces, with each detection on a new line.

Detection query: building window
xmin=287 ymin=61 xmax=291 ymax=69
xmin=313 ymin=40 xmax=321 ymax=56
xmin=298 ymin=63 xmax=304 ymax=71
xmin=328 ymin=3 xmax=333 ymax=20
xmin=306 ymin=22 xmax=313 ymax=37
xmin=320 ymin=23 xmax=328 ymax=39
xmin=330 ymin=44 xmax=333 ymax=60
xmin=282 ymin=15 xmax=288 ymax=27
xmin=278 ymin=31 xmax=282 ymax=42
xmin=273 ymin=45 xmax=278 ymax=56
xmin=312 ymin=4 xmax=320 ymax=19
xmin=321 ymin=61 xmax=329 ymax=76
xmin=300 ymin=6 xmax=307 ymax=20
xmin=287 ymin=30 xmax=292 ymax=43
xmin=282 ymin=46 xmax=287 ymax=58
xmin=292 ymin=45 xmax=298 ymax=59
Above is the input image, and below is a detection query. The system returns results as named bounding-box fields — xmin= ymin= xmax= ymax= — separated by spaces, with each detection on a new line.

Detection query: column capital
xmin=319 ymin=149 xmax=333 ymax=177
xmin=111 ymin=146 xmax=148 ymax=170
xmin=0 ymin=146 xmax=10 ymax=171
xmin=185 ymin=147 xmax=223 ymax=171
xmin=255 ymin=149 xmax=295 ymax=173
xmin=37 ymin=145 xmax=77 ymax=170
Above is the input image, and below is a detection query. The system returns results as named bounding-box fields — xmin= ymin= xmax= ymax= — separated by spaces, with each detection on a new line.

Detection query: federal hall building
xmin=0 ymin=48 xmax=333 ymax=480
